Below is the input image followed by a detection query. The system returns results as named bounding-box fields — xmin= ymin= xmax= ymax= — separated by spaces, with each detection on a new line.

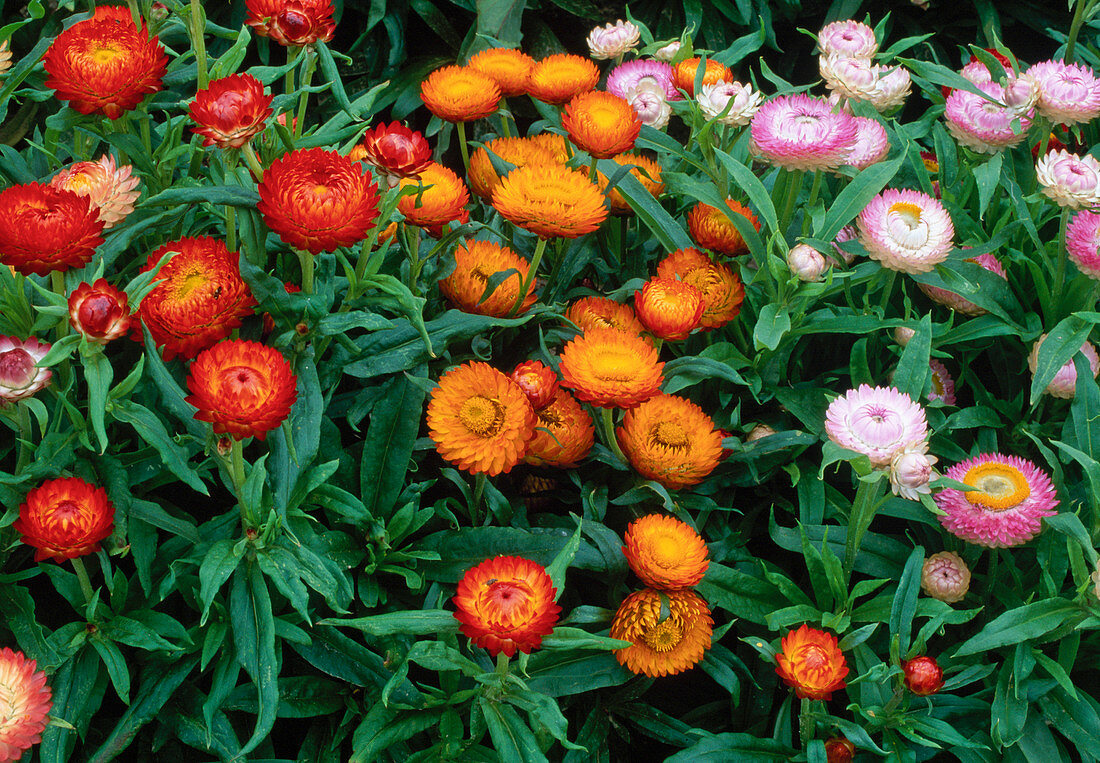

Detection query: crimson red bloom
xmin=452 ymin=556 xmax=561 ymax=657
xmin=258 ymin=148 xmax=381 ymax=253
xmin=13 ymin=477 xmax=115 ymax=562
xmin=43 ymin=5 xmax=167 ymax=119
xmin=902 ymin=655 xmax=945 ymax=696
xmin=824 ymin=737 xmax=855 ymax=763
xmin=69 ymin=279 xmax=131 ymax=343
xmin=0 ymin=183 xmax=104 ymax=277
xmin=245 ymin=0 xmax=335 ymax=46
xmin=511 ymin=360 xmax=559 ymax=410
xmin=353 ymin=122 xmax=433 ymax=182
xmin=190 ymin=73 xmax=274 ymax=149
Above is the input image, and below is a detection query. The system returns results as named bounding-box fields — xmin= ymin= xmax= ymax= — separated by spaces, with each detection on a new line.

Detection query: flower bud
xmin=787 ymin=244 xmax=828 ymax=282
xmin=653 ymin=41 xmax=681 ymax=62
xmin=889 ymin=441 xmax=937 ymax=500
xmin=1091 ymin=559 xmax=1100 ymax=601
xmin=894 ymin=326 xmax=915 ymax=346
xmin=746 ymin=423 xmax=777 ymax=442
xmin=68 ymin=279 xmax=131 ymax=343
xmin=0 ymin=336 xmax=52 ymax=405
xmin=511 ymin=360 xmax=559 ymax=410
xmin=697 ymin=80 xmax=763 ymax=126
xmin=626 ymin=79 xmax=672 ymax=129
xmin=1029 ymin=332 xmax=1100 ymax=399
xmin=824 ymin=737 xmax=855 ymax=763
xmin=920 ymin=551 xmax=970 ymax=603
xmin=902 ymin=655 xmax=945 ymax=696
xmin=586 ymin=20 xmax=640 ymax=60
xmin=634 ymin=277 xmax=704 ymax=341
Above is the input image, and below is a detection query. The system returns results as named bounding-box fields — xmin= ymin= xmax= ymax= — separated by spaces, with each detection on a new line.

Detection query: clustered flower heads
xmin=825 ymin=385 xmax=929 ymax=467
xmin=857 ymin=188 xmax=955 ymax=274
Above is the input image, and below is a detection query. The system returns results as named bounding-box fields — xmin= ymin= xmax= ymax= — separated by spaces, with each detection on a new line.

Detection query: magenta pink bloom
xmin=817 ymin=20 xmax=877 ymax=58
xmin=918 ymin=252 xmax=1006 ymax=315
xmin=830 ymin=224 xmax=859 ymax=265
xmin=1067 ymin=210 xmax=1100 ymax=280
xmin=1026 ymin=59 xmax=1100 ymax=126
xmin=1036 ymin=149 xmax=1100 ymax=209
xmin=750 ymin=94 xmax=858 ymax=171
xmin=857 ymin=188 xmax=954 ymax=274
xmin=846 ymin=116 xmax=889 ymax=169
xmin=1028 ymin=333 xmax=1100 ymax=399
xmin=945 ymin=81 xmax=1033 ymax=154
xmin=928 ymin=359 xmax=956 ymax=405
xmin=825 ymin=384 xmax=928 ymax=467
xmin=0 ymin=336 xmax=51 ymax=405
xmin=606 ymin=59 xmax=679 ymax=101
xmin=935 ymin=453 xmax=1058 ymax=548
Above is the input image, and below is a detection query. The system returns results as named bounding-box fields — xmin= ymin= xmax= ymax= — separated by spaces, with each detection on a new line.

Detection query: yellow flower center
xmin=963 ymin=462 xmax=1031 ymax=511
xmin=642 ymin=617 xmax=684 ymax=652
xmin=589 ymin=348 xmax=637 ymax=382
xmin=459 ymin=395 xmax=505 ymax=437
xmin=174 ymin=270 xmax=209 ymax=300
xmin=888 ymin=201 xmax=923 ymax=228
xmin=89 ymin=42 xmax=125 ymax=66
xmin=648 ymin=531 xmax=683 ymax=569
xmin=585 ymin=104 xmax=622 ymax=132
xmin=651 ymin=420 xmax=690 ymax=449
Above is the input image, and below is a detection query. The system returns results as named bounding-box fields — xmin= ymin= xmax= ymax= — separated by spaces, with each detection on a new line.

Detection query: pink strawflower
xmin=0 ymin=336 xmax=52 ymax=405
xmin=587 ymin=20 xmax=640 ymax=60
xmin=1067 ymin=210 xmax=1100 ymax=279
xmin=868 ymin=65 xmax=912 ymax=112
xmin=817 ymin=20 xmax=877 ymax=58
xmin=829 ymin=224 xmax=859 ymax=265
xmin=820 ymin=54 xmax=878 ymax=101
xmin=1036 ymin=149 xmax=1100 ymax=209
xmin=625 ymin=79 xmax=672 ymax=129
xmin=846 ymin=116 xmax=889 ymax=169
xmin=698 ymin=80 xmax=764 ymax=126
xmin=1026 ymin=59 xmax=1100 ymax=126
xmin=917 ymin=252 xmax=1007 ymax=315
xmin=1028 ymin=333 xmax=1100 ymax=399
xmin=607 ymin=59 xmax=679 ymax=101
xmin=889 ymin=440 xmax=937 ymax=500
xmin=945 ymin=81 xmax=1033 ymax=154
xmin=921 ymin=551 xmax=970 ymax=603
xmin=49 ymin=154 xmax=140 ymax=228
xmin=825 ymin=384 xmax=928 ymax=467
xmin=857 ymin=188 xmax=954 ymax=274
xmin=750 ymin=94 xmax=859 ymax=171
xmin=928 ymin=359 xmax=956 ymax=405
xmin=0 ymin=647 xmax=53 ymax=762
xmin=653 ymin=41 xmax=681 ymax=62
xmin=935 ymin=453 xmax=1058 ymax=548
xmin=787 ymin=243 xmax=828 ymax=281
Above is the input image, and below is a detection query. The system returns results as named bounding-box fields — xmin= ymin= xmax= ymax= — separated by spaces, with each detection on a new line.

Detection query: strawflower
xmin=611 ymin=589 xmax=713 ymax=677
xmin=817 ymin=20 xmax=877 ymax=58
xmin=921 ymin=551 xmax=970 ymax=603
xmin=468 ymin=137 xmax=559 ymax=201
xmin=491 ymin=164 xmax=607 ymax=239
xmin=189 ymin=73 xmax=273 ymax=149
xmin=439 ymin=239 xmax=535 ymax=317
xmin=857 ymin=188 xmax=954 ymax=274
xmin=397 ymin=162 xmax=470 ymax=236
xmin=928 ymin=359 xmax=957 ymax=405
xmin=1028 ymin=333 xmax=1100 ymax=399
xmin=846 ymin=116 xmax=889 ymax=169
xmin=824 ymin=384 xmax=928 ymax=467
xmin=559 ymin=327 xmax=663 ymax=409
xmin=467 ymin=47 xmax=534 ymax=97
xmin=617 ymin=393 xmax=724 ymax=489
xmin=655 ymin=248 xmax=743 ymax=329
xmin=600 ymin=153 xmax=665 ymax=215
xmin=687 ymin=198 xmax=760 ymax=256
xmin=945 ymin=80 xmax=1033 ymax=153
xmin=672 ymin=58 xmax=732 ymax=97
xmin=634 ymin=278 xmax=704 ymax=341
xmin=452 ymin=556 xmax=561 ymax=657
xmin=625 ymin=78 xmax=673 ymax=129
xmin=565 ymin=296 xmax=645 ymax=335
xmin=606 ymin=59 xmax=678 ymax=102
xmin=0 ymin=183 xmax=104 ymax=277
xmin=0 ymin=337 xmax=51 ymax=405
xmin=69 ymin=279 xmax=131 ymax=343
xmin=586 ymin=20 xmax=640 ymax=60
xmin=824 ymin=737 xmax=856 ymax=763
xmin=244 ymin=0 xmax=335 ymax=46
xmin=787 ymin=243 xmax=828 ymax=282
xmin=917 ymin=252 xmax=1006 ymax=315
xmin=1036 ymin=149 xmax=1100 ymax=209
xmin=775 ymin=624 xmax=849 ymax=700
xmin=524 ymin=388 xmax=595 ymax=468
xmin=902 ymin=655 xmax=945 ymax=696
xmin=1068 ymin=210 xmax=1100 ymax=279
xmin=561 ymin=91 xmax=641 ymax=158
xmin=889 ymin=440 xmax=937 ymax=501
xmin=750 ymin=94 xmax=859 ymax=171
xmin=622 ymin=514 xmax=709 ymax=589
xmin=527 ymin=54 xmax=598 ymax=105
xmin=697 ymin=80 xmax=764 ymax=126
xmin=1026 ymin=59 xmax=1100 ymax=126
xmin=353 ymin=122 xmax=432 ymax=182
xmin=420 ymin=65 xmax=500 ymax=122
xmin=510 ymin=360 xmax=558 ymax=411
xmin=14 ymin=476 xmax=115 ymax=562
xmin=49 ymin=154 xmax=140 ymax=228
xmin=0 ymin=648 xmax=52 ymax=763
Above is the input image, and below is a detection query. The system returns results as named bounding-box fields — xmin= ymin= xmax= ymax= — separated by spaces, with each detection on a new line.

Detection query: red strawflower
xmin=0 ymin=183 xmax=104 ymax=277
xmin=189 ymin=73 xmax=274 ymax=149
xmin=0 ymin=648 xmax=52 ymax=763
xmin=354 ymin=122 xmax=433 ymax=182
xmin=775 ymin=624 xmax=849 ymax=700
xmin=245 ymin=0 xmax=335 ymax=46
xmin=902 ymin=655 xmax=945 ymax=696
xmin=13 ymin=477 xmax=115 ymax=562
xmin=69 ymin=279 xmax=131 ymax=343
xmin=452 ymin=555 xmax=561 ymax=657
xmin=824 ymin=737 xmax=855 ymax=763
xmin=511 ymin=360 xmax=559 ymax=410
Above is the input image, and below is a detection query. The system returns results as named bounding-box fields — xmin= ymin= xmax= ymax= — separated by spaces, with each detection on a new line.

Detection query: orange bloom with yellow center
xmin=622 ymin=514 xmax=710 ymax=589
xmin=600 ymin=153 xmax=665 ymax=215
xmin=527 ymin=53 xmax=599 ymax=105
xmin=137 ymin=237 xmax=256 ymax=361
xmin=0 ymin=183 xmax=104 ymax=277
xmin=468 ymin=137 xmax=559 ymax=201
xmin=492 ymin=164 xmax=607 ymax=239
xmin=559 ymin=327 xmax=664 ymax=409
xmin=420 ymin=65 xmax=501 ymax=123
xmin=452 ymin=555 xmax=561 ymax=657
xmin=656 ymin=248 xmax=744 ymax=330
xmin=528 ymin=132 xmax=571 ymax=164
xmin=687 ymin=198 xmax=761 ymax=256
xmin=467 ymin=47 xmax=534 ymax=97
xmin=49 ymin=154 xmax=140 ymax=229
xmin=634 ymin=277 xmax=704 ymax=341
xmin=43 ymin=5 xmax=167 ymax=119
xmin=617 ymin=393 xmax=723 ymax=489
xmin=14 ymin=477 xmax=115 ymax=562
xmin=525 ymin=388 xmax=595 ymax=468
xmin=775 ymin=624 xmax=849 ymax=700
xmin=610 ymin=588 xmax=713 ymax=677
xmin=565 ymin=296 xmax=645 ymax=335
xmin=0 ymin=647 xmax=52 ymax=763
xmin=398 ymin=162 xmax=470 ymax=236
xmin=672 ymin=57 xmax=732 ymax=97
xmin=438 ymin=239 xmax=536 ymax=317
xmin=185 ymin=339 xmax=299 ymax=441
xmin=426 ymin=361 xmax=536 ymax=475
xmin=562 ymin=91 xmax=641 ymax=159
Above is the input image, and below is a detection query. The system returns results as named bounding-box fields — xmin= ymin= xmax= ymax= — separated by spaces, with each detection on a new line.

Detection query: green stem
xmin=507 ymin=237 xmax=547 ymax=318
xmin=798 ymin=698 xmax=814 ymax=748
xmin=600 ymin=407 xmax=627 ymax=464
xmin=139 ymin=110 xmax=152 ymax=156
xmin=403 ymin=224 xmax=422 ymax=297
xmin=1052 ymin=207 xmax=1070 ymax=320
xmin=242 ymin=143 xmax=265 ymax=180
xmin=1066 ymin=0 xmax=1099 ymax=64
xmin=499 ymin=98 xmax=513 ymax=138
xmin=455 ymin=121 xmax=471 ymax=176
xmin=779 ymin=169 xmax=804 ymax=236
xmin=226 ymin=205 xmax=236 ymax=253
xmin=51 ymin=271 xmax=69 ymax=339
xmin=843 ymin=476 xmax=887 ymax=579
xmin=72 ymin=557 xmax=95 ymax=606
xmin=495 ymin=651 xmax=510 ymax=679
xmin=14 ymin=403 xmax=33 ymax=474
xmin=284 ymin=46 xmax=298 ymax=98
xmin=588 ymin=154 xmax=598 ymax=182
xmin=802 ymin=171 xmax=823 ymax=235
xmin=190 ymin=0 xmax=208 ymax=90
xmin=878 ymin=269 xmax=897 ymax=315
xmin=471 ymin=472 xmax=487 ymax=525
xmin=228 ymin=438 xmax=249 ymax=526
xmin=294 ymin=50 xmax=317 ymax=139
xmin=296 ymin=249 xmax=315 ymax=294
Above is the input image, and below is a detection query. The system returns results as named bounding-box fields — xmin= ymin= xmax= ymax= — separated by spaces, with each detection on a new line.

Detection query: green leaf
xmin=199 ymin=539 xmax=243 ymax=626
xmin=230 ymin=566 xmax=279 ymax=756
xmin=1046 ymin=512 xmax=1099 ymax=565
xmin=90 ymin=638 xmax=131 ymax=704
xmin=1029 ymin=315 xmax=1095 ymax=404
xmin=540 ymin=627 xmax=631 ymax=651
xmin=595 ymin=158 xmax=693 ymax=252
xmin=817 ymin=153 xmax=904 ymax=242
xmin=972 ymin=152 xmax=1003 ymax=220
xmin=523 ymin=651 xmax=632 ymax=698
xmin=889 ymin=547 xmax=924 ymax=657
xmin=715 ymin=148 xmax=779 ymax=233
xmin=753 ymin=304 xmax=791 ymax=352
xmin=320 ymin=609 xmax=458 ymax=636
xmin=893 ymin=314 xmax=932 ymax=401
xmin=1071 ymin=352 xmax=1100 ymax=461
xmin=479 ymin=697 xmax=550 ymax=763
xmin=111 ymin=400 xmax=208 ymax=495
xmin=360 ymin=373 xmax=427 ymax=519
xmin=698 ymin=563 xmax=787 ymax=625
xmin=81 ymin=347 xmax=113 ymax=454
xmin=140 ymin=327 xmax=205 ymax=438
xmin=665 ymin=733 xmax=797 ymax=761
xmin=144 ymin=185 xmax=260 ymax=207
xmin=545 ymin=520 xmax=582 ymax=601
xmin=953 ymin=599 xmax=1080 ymax=656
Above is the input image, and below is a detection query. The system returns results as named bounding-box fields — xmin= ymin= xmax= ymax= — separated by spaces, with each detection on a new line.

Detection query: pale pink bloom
xmin=697 ymin=80 xmax=763 ymax=126
xmin=49 ymin=154 xmax=141 ymax=228
xmin=746 ymin=423 xmax=777 ymax=442
xmin=889 ymin=440 xmax=937 ymax=500
xmin=868 ymin=65 xmax=912 ymax=112
xmin=625 ymin=79 xmax=672 ymax=129
xmin=820 ymin=54 xmax=878 ymax=100
xmin=1036 ymin=149 xmax=1100 ymax=209
xmin=787 ymin=243 xmax=828 ymax=281
xmin=960 ymin=59 xmax=995 ymax=87
xmin=1026 ymin=59 xmax=1100 ymax=126
xmin=845 ymin=116 xmax=889 ymax=169
xmin=829 ymin=224 xmax=859 ymax=265
xmin=653 ymin=41 xmax=681 ymax=62
xmin=918 ymin=252 xmax=1006 ymax=315
xmin=607 ymin=59 xmax=679 ymax=101
xmin=750 ymin=94 xmax=858 ymax=171
xmin=921 ymin=551 xmax=970 ymax=603
xmin=1002 ymin=73 xmax=1040 ymax=115
xmin=935 ymin=453 xmax=1058 ymax=548
xmin=945 ymin=81 xmax=1033 ymax=153
xmin=928 ymin=359 xmax=956 ymax=405
xmin=587 ymin=20 xmax=641 ymax=60
xmin=1028 ymin=333 xmax=1100 ymax=399
xmin=0 ymin=336 xmax=51 ymax=405
xmin=894 ymin=326 xmax=916 ymax=346
xmin=825 ymin=384 xmax=928 ymax=467
xmin=817 ymin=20 xmax=877 ymax=59
xmin=857 ymin=188 xmax=954 ymax=274
xmin=1067 ymin=210 xmax=1100 ymax=279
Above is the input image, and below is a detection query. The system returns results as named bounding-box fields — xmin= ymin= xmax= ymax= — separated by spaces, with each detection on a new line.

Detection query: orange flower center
xmin=585 ymin=104 xmax=623 ymax=131
xmin=651 ymin=420 xmax=690 ymax=450
xmin=642 ymin=616 xmax=684 ymax=652
xmin=648 ymin=532 xmax=683 ymax=569
xmin=486 ymin=579 xmax=532 ymax=619
xmin=588 ymin=349 xmax=637 ymax=382
xmin=459 ymin=395 xmax=505 ymax=437
xmin=888 ymin=201 xmax=923 ymax=228
xmin=962 ymin=462 xmax=1031 ymax=511
xmin=220 ymin=365 xmax=265 ymax=407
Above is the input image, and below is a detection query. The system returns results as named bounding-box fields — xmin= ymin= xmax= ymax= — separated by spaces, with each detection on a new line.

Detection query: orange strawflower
xmin=49 ymin=154 xmax=140 ymax=228
xmin=622 ymin=514 xmax=710 ymax=589
xmin=354 ymin=121 xmax=432 ymax=183
xmin=524 ymin=388 xmax=595 ymax=468
xmin=43 ymin=5 xmax=167 ymax=119
xmin=189 ymin=73 xmax=274 ymax=149
xmin=467 ymin=47 xmax=535 ymax=97
xmin=492 ymin=163 xmax=607 ymax=239
xmin=420 ymin=65 xmax=501 ymax=123
xmin=565 ymin=296 xmax=645 ymax=335
xmin=610 ymin=588 xmax=713 ymax=677
xmin=14 ymin=477 xmax=115 ymax=562
xmin=527 ymin=53 xmax=599 ymax=105
xmin=617 ymin=393 xmax=723 ymax=489
xmin=672 ymin=57 xmax=732 ymax=97
xmin=468 ymin=137 xmax=559 ymax=201
xmin=775 ymin=624 xmax=849 ymax=700
xmin=559 ymin=327 xmax=664 ymax=409
xmin=185 ymin=339 xmax=299 ymax=441
xmin=687 ymin=198 xmax=760 ymax=256
xmin=0 ymin=40 xmax=10 ymax=79
xmin=245 ymin=0 xmax=335 ymax=46
xmin=438 ymin=239 xmax=536 ymax=317
xmin=656 ymin=248 xmax=744 ymax=329
xmin=0 ymin=648 xmax=52 ymax=763
xmin=562 ymin=91 xmax=641 ymax=159
xmin=257 ymin=147 xmax=381 ymax=254
xmin=426 ymin=361 xmax=536 ymax=476
xmin=69 ymin=278 xmax=131 ymax=344
xmin=511 ymin=360 xmax=559 ymax=410
xmin=137 ymin=237 xmax=256 ymax=361
xmin=397 ymin=162 xmax=470 ymax=236
xmin=452 ymin=555 xmax=561 ymax=657
xmin=634 ymin=277 xmax=704 ymax=341
xmin=600 ymin=153 xmax=664 ymax=215
xmin=0 ymin=183 xmax=104 ymax=277
xmin=528 ymin=132 xmax=571 ymax=163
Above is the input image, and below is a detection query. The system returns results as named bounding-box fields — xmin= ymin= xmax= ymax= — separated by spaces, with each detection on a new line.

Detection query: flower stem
xmin=499 ymin=98 xmax=513 ymax=138
xmin=802 ymin=171 xmax=823 ymax=235
xmin=51 ymin=270 xmax=69 ymax=339
xmin=878 ymin=269 xmax=897 ymax=315
xmin=843 ymin=476 xmax=887 ymax=580
xmin=798 ymin=698 xmax=814 ymax=747
xmin=190 ymin=0 xmax=208 ymax=90
xmin=1066 ymin=0 xmax=1100 ymax=64
xmin=285 ymin=46 xmax=299 ymax=98
xmin=242 ymin=143 xmax=265 ymax=180
xmin=1051 ymin=207 xmax=1071 ymax=321
xmin=72 ymin=556 xmax=95 ymax=606
xmin=471 ymin=472 xmax=487 ymax=525
xmin=507 ymin=237 xmax=547 ymax=318
xmin=495 ymin=651 xmax=510 ymax=679
xmin=403 ymin=223 xmax=422 ymax=297
xmin=455 ymin=121 xmax=471 ymax=176
xmin=779 ymin=169 xmax=804 ymax=236
xmin=296 ymin=249 xmax=315 ymax=294
xmin=600 ymin=407 xmax=627 ymax=464
xmin=294 ymin=49 xmax=317 ymax=140
xmin=14 ymin=403 xmax=33 ymax=475
xmin=588 ymin=154 xmax=598 ymax=183
xmin=229 ymin=438 xmax=250 ymax=527
xmin=225 ymin=205 xmax=236 ymax=253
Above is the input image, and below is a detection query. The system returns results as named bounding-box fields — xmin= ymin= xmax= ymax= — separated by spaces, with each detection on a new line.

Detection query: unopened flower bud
xmin=626 ymin=79 xmax=672 ymax=129
xmin=787 ymin=244 xmax=828 ymax=282
xmin=902 ymin=655 xmax=945 ymax=696
xmin=586 ymin=20 xmax=640 ymax=60
xmin=68 ymin=279 xmax=131 ymax=343
xmin=920 ymin=551 xmax=970 ymax=603
xmin=824 ymin=736 xmax=855 ymax=763
xmin=0 ymin=336 xmax=52 ymax=404
xmin=746 ymin=423 xmax=777 ymax=442
xmin=1091 ymin=559 xmax=1100 ymax=601
xmin=654 ymin=41 xmax=681 ymax=62
xmin=894 ymin=326 xmax=916 ymax=346
xmin=889 ymin=441 xmax=937 ymax=500
xmin=511 ymin=360 xmax=559 ymax=410
xmin=216 ymin=437 xmax=233 ymax=457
